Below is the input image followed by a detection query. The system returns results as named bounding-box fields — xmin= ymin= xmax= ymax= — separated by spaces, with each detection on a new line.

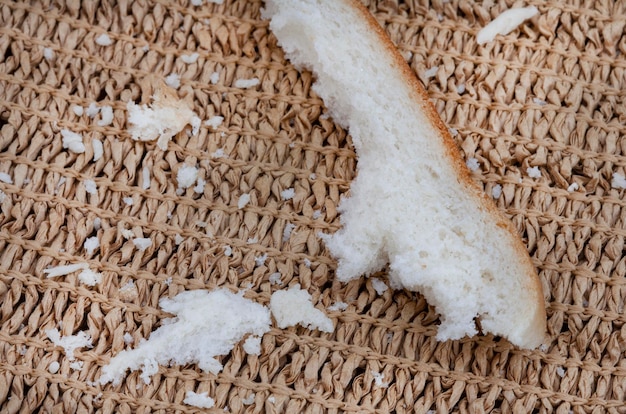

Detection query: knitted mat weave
xmin=1 ymin=0 xmax=626 ymax=413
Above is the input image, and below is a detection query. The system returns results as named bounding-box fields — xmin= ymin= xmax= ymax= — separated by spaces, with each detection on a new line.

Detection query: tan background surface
xmin=1 ymin=0 xmax=625 ymax=412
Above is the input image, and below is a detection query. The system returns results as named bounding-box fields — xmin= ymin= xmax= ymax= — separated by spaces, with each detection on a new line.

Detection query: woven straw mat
xmin=1 ymin=0 xmax=626 ymax=413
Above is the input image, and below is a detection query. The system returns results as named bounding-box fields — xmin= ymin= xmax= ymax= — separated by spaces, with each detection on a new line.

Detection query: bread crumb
xmin=267 ymin=396 xmax=276 ymax=404
xmin=78 ymin=268 xmax=102 ymax=286
xmin=92 ymin=139 xmax=103 ymax=161
xmin=184 ymin=391 xmax=215 ymax=409
xmin=48 ymin=361 xmax=60 ymax=374
xmin=193 ymin=177 xmax=206 ymax=194
xmin=242 ymin=393 xmax=255 ymax=405
xmin=448 ymin=127 xmax=458 ymax=136
xmin=123 ymin=333 xmax=134 ymax=344
xmin=205 ymin=116 xmax=224 ymax=130
xmin=269 ymin=272 xmax=282 ymax=285
xmin=280 ymin=188 xmax=295 ymax=200
xmin=181 ymin=53 xmax=199 ymax=64
xmin=424 ymin=66 xmax=438 ymax=79
xmin=466 ymin=158 xmax=480 ymax=172
xmin=492 ymin=184 xmax=502 ymax=199
xmin=457 ymin=84 xmax=466 ymax=94
xmin=84 ymin=179 xmax=97 ymax=195
xmin=476 ymin=6 xmax=538 ymax=45
xmin=122 ymin=197 xmax=134 ymax=206
xmin=313 ymin=210 xmax=322 ymax=219
xmin=567 ymin=182 xmax=579 ymax=192
xmin=254 ymin=253 xmax=268 ymax=267
xmin=556 ymin=366 xmax=565 ymax=377
xmin=176 ymin=165 xmax=198 ymax=190
xmin=61 ymin=129 xmax=86 ymax=153
xmin=532 ymin=97 xmax=547 ymax=106
xmin=43 ymin=263 xmax=89 ymax=278
xmin=282 ymin=223 xmax=295 ymax=242
xmin=133 ymin=238 xmax=152 ymax=252
xmin=97 ymin=289 xmax=271 ymax=385
xmin=85 ymin=103 xmax=99 ymax=118
xmin=84 ymin=236 xmax=100 ymax=255
xmin=527 ymin=166 xmax=541 ymax=178
xmin=0 ymin=172 xmax=12 ymax=184
xmin=141 ymin=167 xmax=151 ymax=190
xmin=234 ymin=78 xmax=260 ymax=89
xmin=121 ymin=228 xmax=134 ymax=239
xmin=45 ymin=328 xmax=93 ymax=361
xmin=165 ymin=73 xmax=181 ymax=89
xmin=0 ymin=190 xmax=6 ymax=203
xmin=270 ymin=284 xmax=334 ymax=332
xmin=247 ymin=237 xmax=258 ymax=244
xmin=43 ymin=47 xmax=54 ymax=60
xmin=328 ymin=301 xmax=348 ymax=311
xmin=371 ymin=370 xmax=389 ymax=388
xmin=238 ymin=193 xmax=251 ymax=209
xmin=211 ymin=148 xmax=226 ymax=158
xmin=69 ymin=361 xmax=84 ymax=371
xmin=72 ymin=105 xmax=84 ymax=116
xmin=95 ymin=33 xmax=113 ymax=46
xmin=209 ymin=71 xmax=220 ymax=84
xmin=93 ymin=217 xmax=101 ymax=231
xmin=97 ymin=105 xmax=114 ymax=126
xmin=371 ymin=278 xmax=388 ymax=295
xmin=242 ymin=336 xmax=262 ymax=355
xmin=223 ymin=245 xmax=232 ymax=256
xmin=174 ymin=234 xmax=184 ymax=245
xmin=611 ymin=173 xmax=626 ymax=189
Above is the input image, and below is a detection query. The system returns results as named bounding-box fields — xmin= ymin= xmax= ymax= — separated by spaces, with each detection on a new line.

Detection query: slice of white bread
xmin=263 ymin=0 xmax=546 ymax=348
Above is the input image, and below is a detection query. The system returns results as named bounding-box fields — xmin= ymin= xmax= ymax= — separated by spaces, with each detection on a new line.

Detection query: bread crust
xmin=345 ymin=0 xmax=546 ymax=340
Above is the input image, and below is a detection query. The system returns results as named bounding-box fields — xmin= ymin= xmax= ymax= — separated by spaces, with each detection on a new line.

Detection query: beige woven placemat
xmin=1 ymin=0 xmax=625 ymax=412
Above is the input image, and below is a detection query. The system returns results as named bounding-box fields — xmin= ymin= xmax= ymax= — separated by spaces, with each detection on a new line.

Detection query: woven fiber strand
xmin=1 ymin=0 xmax=626 ymax=412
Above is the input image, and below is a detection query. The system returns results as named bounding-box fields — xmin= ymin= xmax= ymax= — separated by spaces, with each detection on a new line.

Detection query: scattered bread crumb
xmin=174 ymin=234 xmax=184 ymax=245
xmin=371 ymin=278 xmax=388 ymax=295
xmin=72 ymin=105 xmax=84 ymax=116
xmin=556 ymin=366 xmax=565 ymax=377
xmin=165 ymin=73 xmax=181 ymax=89
xmin=184 ymin=391 xmax=215 ymax=409
xmin=69 ymin=361 xmax=84 ymax=371
xmin=177 ymin=165 xmax=198 ymax=190
xmin=223 ymin=245 xmax=232 ymax=256
xmin=85 ymin=102 xmax=100 ymax=118
xmin=466 ymin=158 xmax=480 ymax=172
xmin=371 ymin=370 xmax=389 ymax=388
xmin=211 ymin=148 xmax=226 ymax=158
xmin=532 ymin=97 xmax=547 ymax=106
xmin=95 ymin=33 xmax=113 ymax=46
xmin=567 ymin=182 xmax=579 ymax=192
xmin=78 ymin=268 xmax=102 ymax=286
xmin=254 ymin=254 xmax=268 ymax=267
xmin=133 ymin=238 xmax=152 ymax=252
xmin=269 ymin=272 xmax=282 ymax=285
xmin=193 ymin=177 xmax=206 ymax=194
xmin=48 ymin=361 xmax=60 ymax=374
xmin=280 ymin=188 xmax=295 ymax=200
xmin=118 ymin=280 xmax=139 ymax=302
xmin=457 ymin=84 xmax=466 ymax=94
xmin=122 ymin=197 xmax=134 ymax=206
xmin=611 ymin=173 xmax=626 ymax=189
xmin=527 ymin=166 xmax=542 ymax=178
xmin=234 ymin=78 xmax=260 ymax=89
xmin=205 ymin=116 xmax=224 ymax=130
xmin=92 ymin=139 xmax=103 ymax=161
xmin=93 ymin=217 xmax=101 ymax=231
xmin=209 ymin=71 xmax=220 ymax=84
xmin=121 ymin=228 xmax=134 ymax=239
xmin=328 ymin=301 xmax=348 ymax=311
xmin=476 ymin=6 xmax=538 ymax=45
xmin=84 ymin=236 xmax=100 ymax=255
xmin=123 ymin=333 xmax=134 ymax=344
xmin=45 ymin=328 xmax=93 ymax=360
xmin=142 ymin=167 xmax=151 ymax=190
xmin=61 ymin=129 xmax=86 ymax=153
xmin=492 ymin=184 xmax=502 ymax=199
xmin=181 ymin=53 xmax=199 ymax=64
xmin=43 ymin=47 xmax=54 ymax=60
xmin=238 ymin=193 xmax=251 ymax=209
xmin=270 ymin=284 xmax=334 ymax=332
xmin=0 ymin=172 xmax=12 ymax=184
xmin=242 ymin=393 xmax=255 ymax=405
xmin=0 ymin=190 xmax=7 ymax=203
xmin=84 ymin=179 xmax=97 ymax=195
xmin=282 ymin=223 xmax=295 ymax=242
xmin=97 ymin=105 xmax=114 ymax=126
xmin=43 ymin=263 xmax=89 ymax=278
xmin=97 ymin=289 xmax=271 ymax=385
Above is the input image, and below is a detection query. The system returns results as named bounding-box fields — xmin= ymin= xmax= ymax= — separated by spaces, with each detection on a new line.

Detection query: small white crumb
xmin=328 ymin=301 xmax=348 ymax=311
xmin=527 ymin=166 xmax=542 ymax=178
xmin=184 ymin=391 xmax=215 ymax=409
xmin=254 ymin=254 xmax=268 ymax=267
xmin=313 ymin=210 xmax=322 ymax=219
xmin=371 ymin=370 xmax=389 ymax=388
xmin=190 ymin=115 xmax=201 ymax=136
xmin=270 ymin=284 xmax=334 ymax=332
xmin=424 ymin=66 xmax=438 ymax=79
xmin=303 ymin=258 xmax=311 ymax=268
xmin=280 ymin=188 xmax=295 ymax=200
xmin=567 ymin=182 xmax=579 ymax=192
xmin=122 ymin=197 xmax=134 ymax=206
xmin=448 ymin=127 xmax=458 ymax=136
xmin=133 ymin=237 xmax=152 ymax=252
xmin=457 ymin=84 xmax=466 ymax=94
xmin=142 ymin=45 xmax=149 ymax=52
xmin=141 ymin=167 xmax=151 ymax=190
xmin=48 ymin=361 xmax=60 ymax=374
xmin=223 ymin=245 xmax=232 ymax=256
xmin=92 ymin=139 xmax=103 ymax=161
xmin=177 ymin=165 xmax=198 ymax=190
xmin=174 ymin=234 xmax=184 ymax=245
xmin=247 ymin=237 xmax=258 ymax=244
xmin=193 ymin=177 xmax=206 ymax=194
xmin=78 ymin=268 xmax=102 ymax=286
xmin=195 ymin=221 xmax=207 ymax=228
xmin=97 ymin=105 xmax=114 ymax=126
xmin=45 ymin=328 xmax=93 ymax=361
xmin=121 ymin=228 xmax=134 ymax=239
xmin=84 ymin=236 xmax=100 ymax=255
xmin=181 ymin=52 xmax=199 ymax=64
xmin=85 ymin=102 xmax=100 ymax=118
xmin=476 ymin=6 xmax=539 ymax=45
xmin=241 ymin=393 xmax=255 ymax=405
xmin=243 ymin=336 xmax=262 ymax=355
xmin=164 ymin=277 xmax=172 ymax=286
xmin=234 ymin=78 xmax=260 ymax=89
xmin=44 ymin=263 xmax=89 ymax=278
xmin=209 ymin=71 xmax=220 ymax=84
xmin=123 ymin=333 xmax=134 ymax=344
xmin=492 ymin=184 xmax=503 ymax=199
xmin=556 ymin=366 xmax=565 ymax=378
xmin=371 ymin=278 xmax=388 ymax=295
xmin=93 ymin=217 xmax=101 ymax=230
xmin=83 ymin=179 xmax=97 ymax=195
xmin=165 ymin=73 xmax=181 ymax=89
xmin=95 ymin=33 xmax=113 ymax=46
xmin=611 ymin=173 xmax=626 ymax=189
xmin=533 ymin=97 xmax=547 ymax=106
xmin=466 ymin=157 xmax=480 ymax=172
xmin=205 ymin=116 xmax=224 ymax=130
xmin=19 ymin=345 xmax=27 ymax=355
xmin=269 ymin=272 xmax=282 ymax=285
xmin=0 ymin=172 xmax=12 ymax=184
xmin=43 ymin=47 xmax=54 ymax=60
xmin=0 ymin=190 xmax=6 ymax=203
xmin=267 ymin=396 xmax=276 ymax=404
xmin=283 ymin=223 xmax=296 ymax=242
xmin=211 ymin=148 xmax=226 ymax=158
xmin=69 ymin=361 xmax=84 ymax=371
xmin=61 ymin=129 xmax=85 ymax=153
xmin=72 ymin=105 xmax=84 ymax=116
xmin=238 ymin=193 xmax=251 ymax=209
xmin=309 ymin=173 xmax=317 ymax=180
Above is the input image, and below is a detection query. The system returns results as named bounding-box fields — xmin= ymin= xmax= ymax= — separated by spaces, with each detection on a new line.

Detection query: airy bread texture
xmin=264 ymin=0 xmax=546 ymax=348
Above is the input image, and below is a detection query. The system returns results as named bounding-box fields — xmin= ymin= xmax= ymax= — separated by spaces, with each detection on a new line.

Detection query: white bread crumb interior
xmin=264 ymin=0 xmax=545 ymax=348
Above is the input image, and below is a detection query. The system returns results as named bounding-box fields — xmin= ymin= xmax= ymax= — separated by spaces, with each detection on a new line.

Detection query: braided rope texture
xmin=1 ymin=0 xmax=626 ymax=412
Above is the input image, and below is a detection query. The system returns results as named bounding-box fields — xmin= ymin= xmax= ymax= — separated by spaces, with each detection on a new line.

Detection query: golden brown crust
xmin=346 ymin=0 xmax=546 ymax=336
